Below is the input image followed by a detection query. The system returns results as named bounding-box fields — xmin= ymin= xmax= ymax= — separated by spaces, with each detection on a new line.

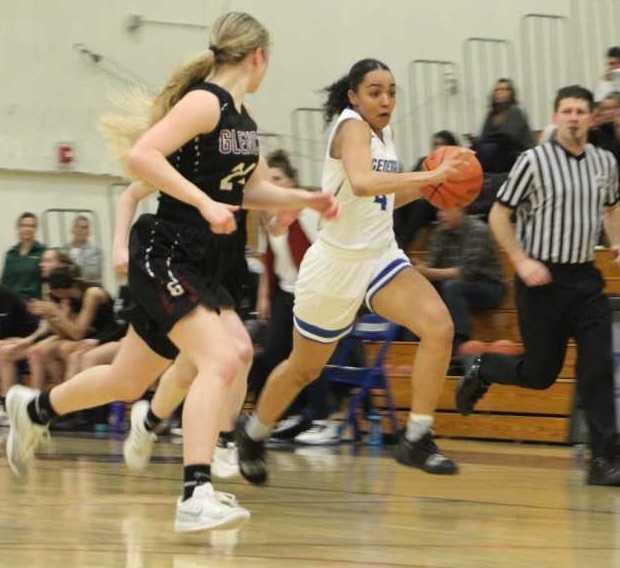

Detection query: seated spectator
xmin=62 ymin=284 xmax=130 ymax=381
xmin=476 ymin=78 xmax=534 ymax=173
xmin=1 ymin=212 xmax=45 ymax=300
xmin=41 ymin=249 xmax=80 ymax=295
xmin=594 ymin=46 xmax=620 ymax=102
xmin=0 ymin=249 xmax=76 ymax=401
xmin=415 ymin=206 xmax=506 ymax=360
xmin=393 ymin=130 xmax=459 ymax=250
xmin=57 ymin=283 xmax=131 ymax=431
xmin=25 ymin=266 xmax=117 ymax=391
xmin=64 ymin=215 xmax=103 ymax=283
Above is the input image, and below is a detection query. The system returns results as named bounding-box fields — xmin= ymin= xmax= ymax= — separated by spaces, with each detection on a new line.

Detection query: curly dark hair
xmin=322 ymin=58 xmax=391 ymax=124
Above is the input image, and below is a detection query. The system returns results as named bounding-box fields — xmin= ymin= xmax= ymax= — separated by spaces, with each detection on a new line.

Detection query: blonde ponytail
xmin=99 ymin=12 xmax=269 ymax=168
xmin=98 ymin=88 xmax=154 ymax=166
xmin=151 ymin=51 xmax=216 ymax=124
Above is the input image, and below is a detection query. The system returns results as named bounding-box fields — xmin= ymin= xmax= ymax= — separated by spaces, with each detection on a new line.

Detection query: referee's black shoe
xmin=587 ymin=457 xmax=620 ymax=486
xmin=455 ymin=356 xmax=490 ymax=415
xmin=235 ymin=415 xmax=268 ymax=485
xmin=394 ymin=431 xmax=458 ymax=474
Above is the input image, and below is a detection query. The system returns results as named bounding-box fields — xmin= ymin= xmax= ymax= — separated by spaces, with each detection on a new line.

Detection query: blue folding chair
xmin=323 ymin=313 xmax=400 ymax=442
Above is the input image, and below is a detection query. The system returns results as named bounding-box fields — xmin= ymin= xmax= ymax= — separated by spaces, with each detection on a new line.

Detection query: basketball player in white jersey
xmin=236 ymin=58 xmax=470 ymax=483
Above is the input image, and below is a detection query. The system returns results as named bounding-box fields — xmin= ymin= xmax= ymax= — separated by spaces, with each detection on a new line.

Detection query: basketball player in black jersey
xmin=5 ymin=12 xmax=337 ymax=533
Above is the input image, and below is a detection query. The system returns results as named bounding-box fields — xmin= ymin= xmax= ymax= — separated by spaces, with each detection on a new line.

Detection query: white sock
xmin=406 ymin=413 xmax=433 ymax=442
xmin=246 ymin=414 xmax=273 ymax=441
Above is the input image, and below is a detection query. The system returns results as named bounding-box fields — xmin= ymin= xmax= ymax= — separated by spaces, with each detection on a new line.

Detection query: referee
xmin=456 ymin=85 xmax=620 ymax=486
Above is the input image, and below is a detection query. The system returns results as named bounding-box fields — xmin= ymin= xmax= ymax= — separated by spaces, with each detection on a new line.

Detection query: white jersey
xmin=319 ymin=108 xmax=400 ymax=252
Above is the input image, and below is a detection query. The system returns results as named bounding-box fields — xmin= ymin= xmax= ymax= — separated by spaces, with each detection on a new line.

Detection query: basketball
xmin=421 ymin=146 xmax=483 ymax=209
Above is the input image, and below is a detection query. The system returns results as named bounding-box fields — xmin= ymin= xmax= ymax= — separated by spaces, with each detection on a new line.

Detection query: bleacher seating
xmin=364 ymin=246 xmax=620 ymax=444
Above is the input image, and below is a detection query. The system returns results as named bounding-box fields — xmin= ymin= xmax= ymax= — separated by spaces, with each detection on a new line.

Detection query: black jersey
xmin=64 ymin=288 xmax=116 ymax=338
xmin=156 ymin=82 xmax=260 ymax=227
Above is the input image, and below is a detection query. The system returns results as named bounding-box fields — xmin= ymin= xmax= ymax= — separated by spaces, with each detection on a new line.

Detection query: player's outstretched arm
xmin=243 ymin=156 xmax=339 ymax=219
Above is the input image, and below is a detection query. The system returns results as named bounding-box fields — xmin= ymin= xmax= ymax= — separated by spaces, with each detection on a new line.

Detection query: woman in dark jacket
xmin=477 ymin=78 xmax=534 ymax=173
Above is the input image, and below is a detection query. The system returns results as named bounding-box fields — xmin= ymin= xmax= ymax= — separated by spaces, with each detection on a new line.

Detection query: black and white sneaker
xmin=455 ymin=356 xmax=490 ymax=415
xmin=394 ymin=431 xmax=458 ymax=475
xmin=234 ymin=416 xmax=268 ymax=485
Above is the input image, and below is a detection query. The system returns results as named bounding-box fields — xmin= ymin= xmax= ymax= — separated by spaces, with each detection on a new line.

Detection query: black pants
xmin=248 ymin=288 xmax=294 ymax=396
xmin=248 ymin=287 xmax=331 ymax=420
xmin=479 ymin=263 xmax=617 ymax=458
xmin=439 ymin=279 xmax=505 ymax=345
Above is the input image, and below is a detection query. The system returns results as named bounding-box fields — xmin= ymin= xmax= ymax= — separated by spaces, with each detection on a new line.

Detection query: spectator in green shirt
xmin=1 ymin=212 xmax=45 ymax=300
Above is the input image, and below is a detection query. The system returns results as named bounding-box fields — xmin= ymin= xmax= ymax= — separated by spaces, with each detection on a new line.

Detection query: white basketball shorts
xmin=293 ymin=239 xmax=411 ymax=343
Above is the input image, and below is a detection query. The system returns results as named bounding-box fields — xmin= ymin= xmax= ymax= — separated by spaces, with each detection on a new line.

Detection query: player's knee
xmin=236 ymin=337 xmax=254 ymax=368
xmin=421 ymin=308 xmax=454 ymax=344
xmin=200 ymin=348 xmax=241 ymax=386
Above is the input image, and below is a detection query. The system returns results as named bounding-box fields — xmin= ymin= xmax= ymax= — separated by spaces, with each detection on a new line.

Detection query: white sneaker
xmin=174 ymin=483 xmax=250 ymax=533
xmin=6 ymin=385 xmax=49 ymax=477
xmin=212 ymin=439 xmax=240 ymax=479
xmin=294 ymin=420 xmax=341 ymax=446
xmin=123 ymin=401 xmax=157 ymax=471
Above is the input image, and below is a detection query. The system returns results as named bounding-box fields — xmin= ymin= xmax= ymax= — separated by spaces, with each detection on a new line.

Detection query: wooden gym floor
xmin=0 ymin=432 xmax=619 ymax=568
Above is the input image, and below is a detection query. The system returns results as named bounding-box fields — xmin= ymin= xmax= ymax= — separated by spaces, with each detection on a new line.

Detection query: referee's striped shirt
xmin=496 ymin=139 xmax=619 ymax=264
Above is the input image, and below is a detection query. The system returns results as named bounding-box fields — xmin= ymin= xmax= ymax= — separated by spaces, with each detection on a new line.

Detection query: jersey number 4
xmin=374 ymin=195 xmax=387 ymax=211
xmin=220 ymin=162 xmax=257 ymax=191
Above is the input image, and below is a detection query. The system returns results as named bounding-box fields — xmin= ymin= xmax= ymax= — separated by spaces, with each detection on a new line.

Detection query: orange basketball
xmin=421 ymin=146 xmax=483 ymax=209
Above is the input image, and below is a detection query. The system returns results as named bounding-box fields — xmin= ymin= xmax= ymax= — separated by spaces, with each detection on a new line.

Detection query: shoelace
xmin=214 ymin=491 xmax=238 ymax=507
xmin=421 ymin=435 xmax=439 ymax=453
xmin=420 ymin=436 xmax=451 ymax=462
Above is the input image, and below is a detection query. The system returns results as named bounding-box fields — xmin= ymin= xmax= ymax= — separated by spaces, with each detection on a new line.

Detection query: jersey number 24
xmin=220 ymin=162 xmax=257 ymax=191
